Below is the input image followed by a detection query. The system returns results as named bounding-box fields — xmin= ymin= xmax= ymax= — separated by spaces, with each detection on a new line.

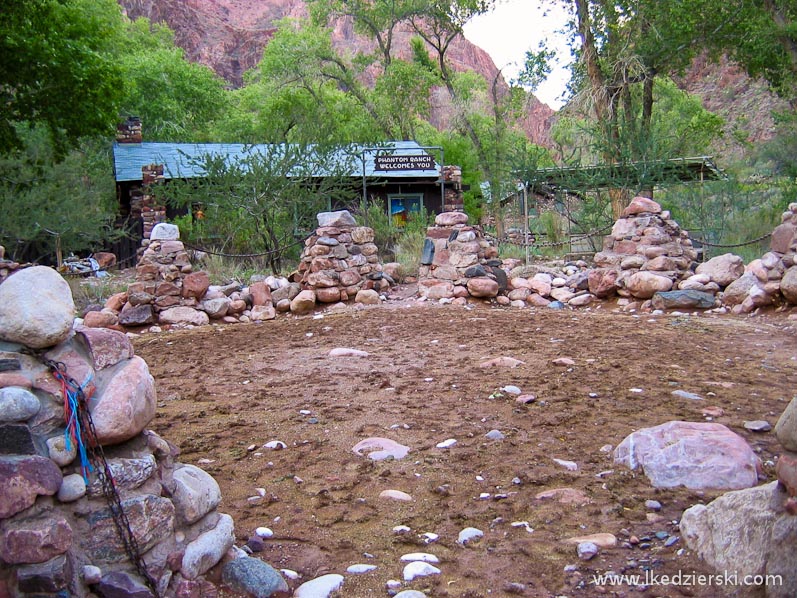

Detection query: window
xmin=389 ymin=194 xmax=423 ymax=227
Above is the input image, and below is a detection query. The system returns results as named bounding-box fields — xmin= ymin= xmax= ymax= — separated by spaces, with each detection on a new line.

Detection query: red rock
xmin=75 ymin=327 xmax=134 ymax=370
xmin=588 ymin=268 xmax=620 ymax=298
xmin=624 ymin=271 xmax=673 ymax=299
xmin=0 ymin=372 xmax=32 ymax=389
xmin=435 ymin=212 xmax=468 ymax=226
xmin=0 ymin=456 xmax=62 ymax=519
xmin=82 ymin=310 xmax=118 ymax=328
xmin=776 ymin=452 xmax=797 ymax=497
xmin=622 ymin=197 xmax=662 ymax=217
xmin=466 ymin=277 xmax=499 ymax=298
xmin=249 ymin=281 xmax=272 ymax=306
xmin=315 ymin=287 xmax=341 ymax=303
xmin=91 ymin=252 xmax=117 ymax=269
xmin=181 ymin=271 xmax=210 ymax=299
xmin=0 ymin=514 xmax=72 ymax=564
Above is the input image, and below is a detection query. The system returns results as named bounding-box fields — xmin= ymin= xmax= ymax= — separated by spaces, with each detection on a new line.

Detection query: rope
xmin=686 ymin=232 xmax=772 ymax=248
xmin=485 ymin=222 xmax=614 ymax=249
xmin=181 ymin=238 xmax=305 ymax=259
xmin=42 ymin=358 xmax=162 ymax=598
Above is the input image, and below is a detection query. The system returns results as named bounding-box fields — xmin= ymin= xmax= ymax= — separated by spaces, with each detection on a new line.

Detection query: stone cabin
xmin=111 ymin=118 xmax=464 ymax=263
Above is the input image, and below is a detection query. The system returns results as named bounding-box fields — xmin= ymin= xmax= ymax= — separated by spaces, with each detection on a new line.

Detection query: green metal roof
xmin=112 ymin=141 xmax=441 ymax=182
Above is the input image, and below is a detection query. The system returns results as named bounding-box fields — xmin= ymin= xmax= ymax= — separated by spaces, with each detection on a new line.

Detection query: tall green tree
xmin=0 ymin=0 xmax=125 ymax=152
xmin=0 ymin=125 xmax=119 ymax=263
xmin=116 ymin=18 xmax=229 ymax=141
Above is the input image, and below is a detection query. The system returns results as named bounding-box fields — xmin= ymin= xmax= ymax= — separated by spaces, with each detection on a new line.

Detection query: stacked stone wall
xmin=294 ymin=211 xmax=390 ymax=304
xmin=0 ymin=266 xmax=235 ymax=598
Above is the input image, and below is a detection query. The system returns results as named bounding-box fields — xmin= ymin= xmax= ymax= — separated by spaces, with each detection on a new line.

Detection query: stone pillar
xmin=442 ymin=165 xmax=464 ymax=212
xmin=140 ymin=164 xmax=166 ymax=240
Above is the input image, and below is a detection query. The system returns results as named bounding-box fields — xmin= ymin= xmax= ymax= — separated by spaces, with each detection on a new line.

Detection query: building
xmin=111 ymin=118 xmax=463 ymax=249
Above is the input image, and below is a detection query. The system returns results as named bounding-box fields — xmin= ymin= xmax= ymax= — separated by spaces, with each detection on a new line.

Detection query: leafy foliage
xmin=156 ymin=143 xmax=361 ymax=273
xmin=0 ymin=126 xmax=119 ymax=263
xmin=0 ymin=0 xmax=125 ymax=152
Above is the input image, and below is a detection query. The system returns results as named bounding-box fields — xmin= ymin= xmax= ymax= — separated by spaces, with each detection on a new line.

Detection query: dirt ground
xmin=133 ymin=290 xmax=797 ymax=598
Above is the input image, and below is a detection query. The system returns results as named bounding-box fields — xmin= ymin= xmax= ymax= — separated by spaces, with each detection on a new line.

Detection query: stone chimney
xmin=116 ymin=116 xmax=142 ymax=144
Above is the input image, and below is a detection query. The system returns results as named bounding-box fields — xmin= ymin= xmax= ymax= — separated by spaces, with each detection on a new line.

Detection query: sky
xmin=462 ymin=0 xmax=572 ymax=110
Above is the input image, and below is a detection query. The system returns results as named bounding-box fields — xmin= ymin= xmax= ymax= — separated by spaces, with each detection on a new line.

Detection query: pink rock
xmin=535 ymin=487 xmax=591 ymax=505
xmin=434 ymin=212 xmax=468 ymax=226
xmin=696 ymin=253 xmax=745 ymax=287
xmin=614 ymin=421 xmax=760 ymax=490
xmin=158 ymin=307 xmax=210 ymax=327
xmin=624 ymin=271 xmax=673 ymax=299
xmin=564 ymin=532 xmax=617 ymax=548
xmin=181 ymin=272 xmax=210 ymax=299
xmin=0 ymin=456 xmax=62 ymax=519
xmin=0 ymin=514 xmax=72 ymax=564
xmin=770 ymin=222 xmax=796 ymax=254
xmin=352 ymin=437 xmax=410 ymax=460
xmin=479 ymin=356 xmax=525 ymax=368
xmin=290 ymin=290 xmax=316 ymax=315
xmin=250 ymin=305 xmax=276 ymax=321
xmin=76 ymin=327 xmax=134 ymax=370
xmin=621 ymin=197 xmax=662 ymax=217
xmin=91 ymin=356 xmax=156 ymax=445
xmin=466 ymin=277 xmax=499 ymax=298
xmin=418 ymin=280 xmax=454 ymax=300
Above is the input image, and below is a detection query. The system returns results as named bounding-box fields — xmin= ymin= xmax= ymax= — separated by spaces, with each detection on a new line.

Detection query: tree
xmin=157 ymin=143 xmax=360 ymax=273
xmin=0 ymin=0 xmax=125 ymax=152
xmin=0 ymin=125 xmax=119 ymax=263
xmin=116 ymin=18 xmax=229 ymax=141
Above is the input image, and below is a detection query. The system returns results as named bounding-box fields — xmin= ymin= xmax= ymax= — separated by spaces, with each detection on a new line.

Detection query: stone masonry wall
xmin=0 ymin=266 xmax=234 ymax=598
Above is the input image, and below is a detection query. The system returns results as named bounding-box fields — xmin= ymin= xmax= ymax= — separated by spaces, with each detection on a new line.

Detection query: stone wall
xmin=0 ymin=266 xmax=236 ymax=598
xmin=589 ymin=196 xmax=699 ymax=301
xmin=294 ymin=211 xmax=391 ymax=304
xmin=417 ymin=211 xmax=504 ymax=302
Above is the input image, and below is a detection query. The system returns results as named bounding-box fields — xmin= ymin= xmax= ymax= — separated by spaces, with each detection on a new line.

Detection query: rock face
xmin=614 ymin=420 xmax=760 ymax=490
xmin=294 ymin=211 xmax=391 ymax=304
xmin=0 ymin=270 xmax=237 ymax=597
xmin=593 ymin=198 xmax=699 ymax=300
xmin=116 ymin=0 xmax=555 ymax=146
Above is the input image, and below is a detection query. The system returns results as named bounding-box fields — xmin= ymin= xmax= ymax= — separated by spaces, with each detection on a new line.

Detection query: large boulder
xmin=614 ymin=420 xmax=760 ymax=490
xmin=775 ymin=397 xmax=797 ymax=452
xmin=317 ymin=210 xmax=356 ymax=228
xmin=780 ymin=266 xmax=797 ymax=304
xmin=0 ymin=267 xmax=75 ymax=349
xmin=680 ymin=481 xmax=786 ymax=582
xmin=91 ymin=356 xmax=157 ymax=445
xmin=696 ymin=253 xmax=746 ymax=287
xmin=623 ymin=271 xmax=673 ymax=299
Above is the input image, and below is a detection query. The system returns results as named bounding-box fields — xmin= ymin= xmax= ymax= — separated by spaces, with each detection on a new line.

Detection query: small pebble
xmin=655 ymin=531 xmax=669 ymax=540
xmin=420 ymin=532 xmax=439 ymax=543
xmin=485 ymin=429 xmax=505 ymax=440
xmin=645 ymin=500 xmax=662 ymax=511
xmin=457 ymin=527 xmax=484 ymax=545
xmin=346 ymin=564 xmax=377 ymax=574
xmin=255 ymin=527 xmax=274 ymax=538
xmin=577 ymin=541 xmax=599 ymax=560
xmin=553 ymin=458 xmax=578 ymax=471
xmin=664 ymin=536 xmax=679 ymax=547
xmin=436 ymin=438 xmax=457 ymax=449
xmin=501 ymin=385 xmax=522 ymax=395
xmin=393 ymin=525 xmax=411 ymax=534
xmin=744 ymin=420 xmax=772 ymax=432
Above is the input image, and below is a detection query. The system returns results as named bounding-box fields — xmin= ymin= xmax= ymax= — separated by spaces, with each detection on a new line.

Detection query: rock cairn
xmin=417 ymin=211 xmax=504 ymax=302
xmin=678 ymin=398 xmax=797 ymax=596
xmin=293 ymin=210 xmax=390 ymax=305
xmin=590 ymin=197 xmax=699 ymax=301
xmin=711 ymin=202 xmax=797 ymax=313
xmin=0 ymin=266 xmax=242 ymax=598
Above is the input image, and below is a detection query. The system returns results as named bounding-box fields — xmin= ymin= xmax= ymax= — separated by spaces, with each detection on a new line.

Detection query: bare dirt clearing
xmin=134 ymin=300 xmax=797 ymax=598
